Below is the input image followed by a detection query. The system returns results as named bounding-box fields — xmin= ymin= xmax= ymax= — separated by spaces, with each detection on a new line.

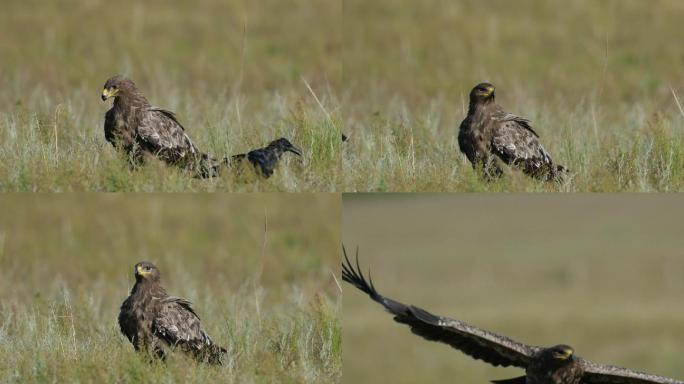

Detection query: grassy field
xmin=0 ymin=194 xmax=341 ymax=383
xmin=342 ymin=194 xmax=684 ymax=383
xmin=0 ymin=0 xmax=341 ymax=192
xmin=342 ymin=0 xmax=684 ymax=191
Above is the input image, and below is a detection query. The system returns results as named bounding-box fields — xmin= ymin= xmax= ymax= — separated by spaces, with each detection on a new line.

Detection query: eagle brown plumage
xmin=118 ymin=261 xmax=226 ymax=364
xmin=101 ymin=75 xmax=220 ymax=177
xmin=342 ymin=247 xmax=683 ymax=384
xmin=458 ymin=83 xmax=567 ymax=181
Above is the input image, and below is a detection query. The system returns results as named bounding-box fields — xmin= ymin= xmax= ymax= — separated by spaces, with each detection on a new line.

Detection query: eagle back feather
xmin=137 ymin=107 xmax=196 ymax=153
xmin=490 ymin=112 xmax=557 ymax=178
xmin=153 ymin=296 xmax=207 ymax=349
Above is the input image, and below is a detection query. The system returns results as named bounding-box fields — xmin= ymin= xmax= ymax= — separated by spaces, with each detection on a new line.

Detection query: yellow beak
xmin=101 ymin=88 xmax=118 ymax=101
xmin=135 ymin=265 xmax=148 ymax=277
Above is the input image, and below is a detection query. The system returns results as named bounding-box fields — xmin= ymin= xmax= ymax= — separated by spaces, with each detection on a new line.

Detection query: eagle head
xmin=547 ymin=344 xmax=575 ymax=362
xmin=102 ymin=75 xmax=136 ymax=101
xmin=469 ymin=82 xmax=496 ymax=103
xmin=134 ymin=261 xmax=161 ymax=282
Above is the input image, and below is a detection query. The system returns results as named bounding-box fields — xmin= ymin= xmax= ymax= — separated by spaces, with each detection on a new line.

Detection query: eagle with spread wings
xmin=342 ymin=248 xmax=682 ymax=384
xmin=101 ymin=75 xmax=219 ymax=177
xmin=118 ymin=262 xmax=226 ymax=363
xmin=458 ymin=83 xmax=567 ymax=182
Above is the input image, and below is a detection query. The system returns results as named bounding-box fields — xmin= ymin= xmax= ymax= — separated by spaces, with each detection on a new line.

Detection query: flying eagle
xmin=118 ymin=262 xmax=226 ymax=364
xmin=342 ymin=248 xmax=683 ymax=384
xmin=458 ymin=83 xmax=566 ymax=181
xmin=101 ymin=75 xmax=219 ymax=177
xmin=231 ymin=137 xmax=302 ymax=178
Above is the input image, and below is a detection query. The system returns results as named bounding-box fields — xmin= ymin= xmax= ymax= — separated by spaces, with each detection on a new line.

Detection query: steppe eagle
xmin=118 ymin=261 xmax=226 ymax=364
xmin=101 ymin=75 xmax=219 ymax=177
xmin=458 ymin=83 xmax=566 ymax=181
xmin=342 ymin=248 xmax=682 ymax=384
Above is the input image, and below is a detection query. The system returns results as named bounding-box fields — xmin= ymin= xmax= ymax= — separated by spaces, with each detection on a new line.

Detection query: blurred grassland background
xmin=0 ymin=0 xmax=341 ymax=192
xmin=0 ymin=194 xmax=341 ymax=383
xmin=343 ymin=0 xmax=684 ymax=191
xmin=342 ymin=194 xmax=684 ymax=383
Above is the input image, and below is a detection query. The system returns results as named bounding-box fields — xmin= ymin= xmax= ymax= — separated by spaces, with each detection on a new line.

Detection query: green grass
xmin=0 ymin=0 xmax=341 ymax=192
xmin=0 ymin=194 xmax=341 ymax=383
xmin=342 ymin=194 xmax=684 ymax=383
xmin=342 ymin=0 xmax=684 ymax=191
xmin=4 ymin=1 xmax=684 ymax=191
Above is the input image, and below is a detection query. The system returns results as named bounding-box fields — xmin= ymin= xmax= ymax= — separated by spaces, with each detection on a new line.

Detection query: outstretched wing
xmin=341 ymin=247 xmax=540 ymax=368
xmin=490 ymin=113 xmax=557 ymax=178
xmin=152 ymin=297 xmax=220 ymax=357
xmin=580 ymin=359 xmax=684 ymax=384
xmin=137 ymin=107 xmax=199 ymax=162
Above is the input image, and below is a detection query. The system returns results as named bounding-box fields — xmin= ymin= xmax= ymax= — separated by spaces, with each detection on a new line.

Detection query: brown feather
xmin=118 ymin=262 xmax=226 ymax=364
xmin=102 ymin=76 xmax=218 ymax=177
xmin=458 ymin=83 xmax=567 ymax=181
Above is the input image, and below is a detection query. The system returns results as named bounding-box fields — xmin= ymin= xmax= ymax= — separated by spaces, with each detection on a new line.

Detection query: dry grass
xmin=342 ymin=0 xmax=684 ymax=191
xmin=0 ymin=0 xmax=341 ymax=191
xmin=0 ymin=194 xmax=341 ymax=383
xmin=342 ymin=194 xmax=684 ymax=383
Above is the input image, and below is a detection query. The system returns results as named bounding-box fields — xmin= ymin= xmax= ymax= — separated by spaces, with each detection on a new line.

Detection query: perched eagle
xmin=231 ymin=137 xmax=302 ymax=178
xmin=458 ymin=83 xmax=566 ymax=181
xmin=101 ymin=75 xmax=219 ymax=177
xmin=342 ymin=248 xmax=683 ymax=384
xmin=118 ymin=262 xmax=226 ymax=364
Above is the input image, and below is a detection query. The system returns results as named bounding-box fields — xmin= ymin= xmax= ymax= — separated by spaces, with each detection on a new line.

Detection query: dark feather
xmin=153 ymin=297 xmax=226 ymax=364
xmin=342 ymin=247 xmax=539 ymax=368
xmin=580 ymin=358 xmax=684 ymax=384
xmin=102 ymin=76 xmax=218 ymax=177
xmin=230 ymin=137 xmax=302 ymax=178
xmin=118 ymin=262 xmax=226 ymax=364
xmin=491 ymin=376 xmax=527 ymax=384
xmin=458 ymin=83 xmax=567 ymax=182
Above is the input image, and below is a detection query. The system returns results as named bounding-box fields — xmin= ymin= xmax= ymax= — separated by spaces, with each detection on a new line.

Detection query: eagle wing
xmin=137 ymin=107 xmax=199 ymax=160
xmin=152 ymin=297 xmax=218 ymax=355
xmin=117 ymin=295 xmax=137 ymax=345
xmin=580 ymin=358 xmax=684 ymax=384
xmin=342 ymin=247 xmax=541 ymax=368
xmin=104 ymin=108 xmax=117 ymax=145
xmin=490 ymin=113 xmax=556 ymax=175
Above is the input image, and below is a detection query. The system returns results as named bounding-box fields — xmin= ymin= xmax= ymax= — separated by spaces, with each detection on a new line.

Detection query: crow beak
xmin=289 ymin=145 xmax=302 ymax=157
